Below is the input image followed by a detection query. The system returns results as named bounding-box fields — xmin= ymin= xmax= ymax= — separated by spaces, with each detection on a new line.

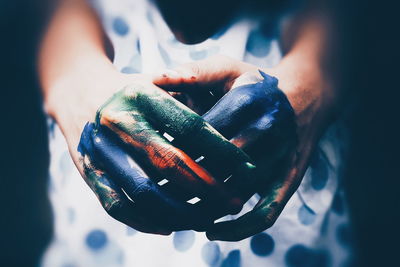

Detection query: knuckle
xmin=153 ymin=146 xmax=181 ymax=168
xmin=98 ymin=108 xmax=132 ymax=129
xmin=121 ymin=84 xmax=143 ymax=98
xmin=99 ymin=108 xmax=118 ymax=126
xmin=230 ymin=87 xmax=256 ymax=108
xmin=179 ymin=115 xmax=204 ymax=135
xmin=131 ymin=180 xmax=156 ymax=201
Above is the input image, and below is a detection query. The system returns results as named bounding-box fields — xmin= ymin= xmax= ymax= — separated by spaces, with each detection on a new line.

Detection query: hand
xmin=154 ymin=55 xmax=335 ymax=241
xmin=76 ymin=74 xmax=258 ymax=233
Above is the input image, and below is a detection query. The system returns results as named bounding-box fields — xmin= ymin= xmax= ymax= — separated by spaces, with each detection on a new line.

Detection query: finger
xmin=202 ymin=71 xmax=284 ymax=139
xmin=91 ymin=122 xmax=252 ymax=230
xmin=206 ymin=158 xmax=302 ymax=242
xmin=131 ymin=83 xmax=255 ymax=180
xmin=206 ymin=172 xmax=293 ymax=241
xmin=203 ymin=71 xmax=295 ymax=181
xmin=96 ymin=89 xmax=245 ymax=215
xmin=98 ymin=111 xmax=242 ymax=214
xmin=230 ymin=108 xmax=296 ymax=159
xmin=102 ymin=83 xmax=254 ymax=182
xmin=153 ymin=55 xmax=246 ymax=93
xmin=78 ymin=124 xmax=170 ymax=234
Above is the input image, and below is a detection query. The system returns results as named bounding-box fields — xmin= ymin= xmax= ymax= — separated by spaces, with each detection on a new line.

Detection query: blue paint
xmin=201 ymin=242 xmax=221 ymax=266
xmin=77 ymin=71 xmax=296 ymax=233
xmin=221 ymin=250 xmax=241 ymax=267
xmin=173 ymin=231 xmax=195 ymax=252
xmin=112 ymin=17 xmax=129 ymax=36
xmin=285 ymin=244 xmax=330 ymax=267
xmin=298 ymin=204 xmax=317 ymax=225
xmin=189 ymin=49 xmax=208 ymax=60
xmin=310 ymin=149 xmax=329 ymax=190
xmin=250 ymin=233 xmax=274 ymax=256
xmin=203 ymin=71 xmax=294 ymax=140
xmin=79 ymin=123 xmax=210 ymax=230
xmin=85 ymin=229 xmax=108 ymax=251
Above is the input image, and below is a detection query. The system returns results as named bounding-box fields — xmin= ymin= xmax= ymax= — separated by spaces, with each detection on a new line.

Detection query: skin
xmin=77 ymin=70 xmax=296 ymax=235
xmin=154 ymin=54 xmax=335 ymax=241
xmin=39 ymin=0 xmax=336 ymax=241
xmin=78 ymin=82 xmax=257 ymax=231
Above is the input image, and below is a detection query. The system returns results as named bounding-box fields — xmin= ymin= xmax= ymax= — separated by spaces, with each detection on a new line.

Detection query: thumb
xmin=153 ymin=55 xmax=253 ymax=93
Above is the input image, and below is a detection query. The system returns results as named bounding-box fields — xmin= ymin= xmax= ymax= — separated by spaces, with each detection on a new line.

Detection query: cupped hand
xmin=76 ymin=74 xmax=259 ymax=234
xmin=154 ymin=55 xmax=334 ymax=241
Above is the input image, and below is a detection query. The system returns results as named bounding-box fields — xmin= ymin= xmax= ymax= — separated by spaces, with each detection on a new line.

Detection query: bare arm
xmin=39 ymin=0 xmax=125 ymax=152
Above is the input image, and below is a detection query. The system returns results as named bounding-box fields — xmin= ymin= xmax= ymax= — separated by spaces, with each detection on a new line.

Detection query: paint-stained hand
xmin=155 ymin=56 xmax=304 ymax=241
xmin=78 ymin=80 xmax=257 ymax=233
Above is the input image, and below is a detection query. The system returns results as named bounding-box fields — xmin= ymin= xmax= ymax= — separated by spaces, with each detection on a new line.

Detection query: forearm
xmin=267 ymin=12 xmax=335 ymax=143
xmin=38 ymin=0 xmax=120 ymax=142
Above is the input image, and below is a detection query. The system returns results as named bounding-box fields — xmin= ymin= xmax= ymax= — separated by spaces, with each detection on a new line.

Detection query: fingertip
xmin=153 ymin=69 xmax=180 ymax=84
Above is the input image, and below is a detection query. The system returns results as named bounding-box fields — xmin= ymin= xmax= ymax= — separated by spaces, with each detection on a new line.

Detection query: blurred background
xmin=0 ymin=0 xmax=399 ymax=266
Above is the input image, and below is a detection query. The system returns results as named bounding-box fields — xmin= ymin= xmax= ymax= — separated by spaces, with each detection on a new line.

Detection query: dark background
xmin=0 ymin=0 xmax=399 ymax=266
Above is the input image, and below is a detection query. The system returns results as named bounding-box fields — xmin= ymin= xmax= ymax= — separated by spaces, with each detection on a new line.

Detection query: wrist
xmin=266 ymin=57 xmax=336 ymax=141
xmin=44 ymin=66 xmax=125 ymax=146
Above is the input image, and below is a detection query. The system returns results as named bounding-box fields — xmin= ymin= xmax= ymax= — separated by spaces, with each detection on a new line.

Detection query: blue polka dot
xmin=221 ymin=250 xmax=241 ymax=267
xmin=246 ymin=30 xmax=271 ymax=57
xmin=67 ymin=207 xmax=75 ymax=224
xmin=336 ymin=224 xmax=352 ymax=247
xmin=112 ymin=17 xmax=129 ymax=36
xmin=85 ymin=229 xmax=108 ymax=251
xmin=298 ymin=204 xmax=317 ymax=225
xmin=173 ymin=231 xmax=195 ymax=252
xmin=121 ymin=66 xmax=137 ymax=74
xmin=285 ymin=244 xmax=330 ymax=267
xmin=126 ymin=226 xmax=137 ymax=236
xmin=189 ymin=49 xmax=208 ymax=60
xmin=146 ymin=10 xmax=154 ymax=25
xmin=250 ymin=233 xmax=274 ymax=256
xmin=332 ymin=192 xmax=344 ymax=215
xmin=310 ymin=149 xmax=329 ymax=190
xmin=201 ymin=241 xmax=221 ymax=266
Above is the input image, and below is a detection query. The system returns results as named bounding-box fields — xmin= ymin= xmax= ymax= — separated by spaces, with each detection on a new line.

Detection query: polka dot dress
xmin=41 ymin=0 xmax=353 ymax=266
